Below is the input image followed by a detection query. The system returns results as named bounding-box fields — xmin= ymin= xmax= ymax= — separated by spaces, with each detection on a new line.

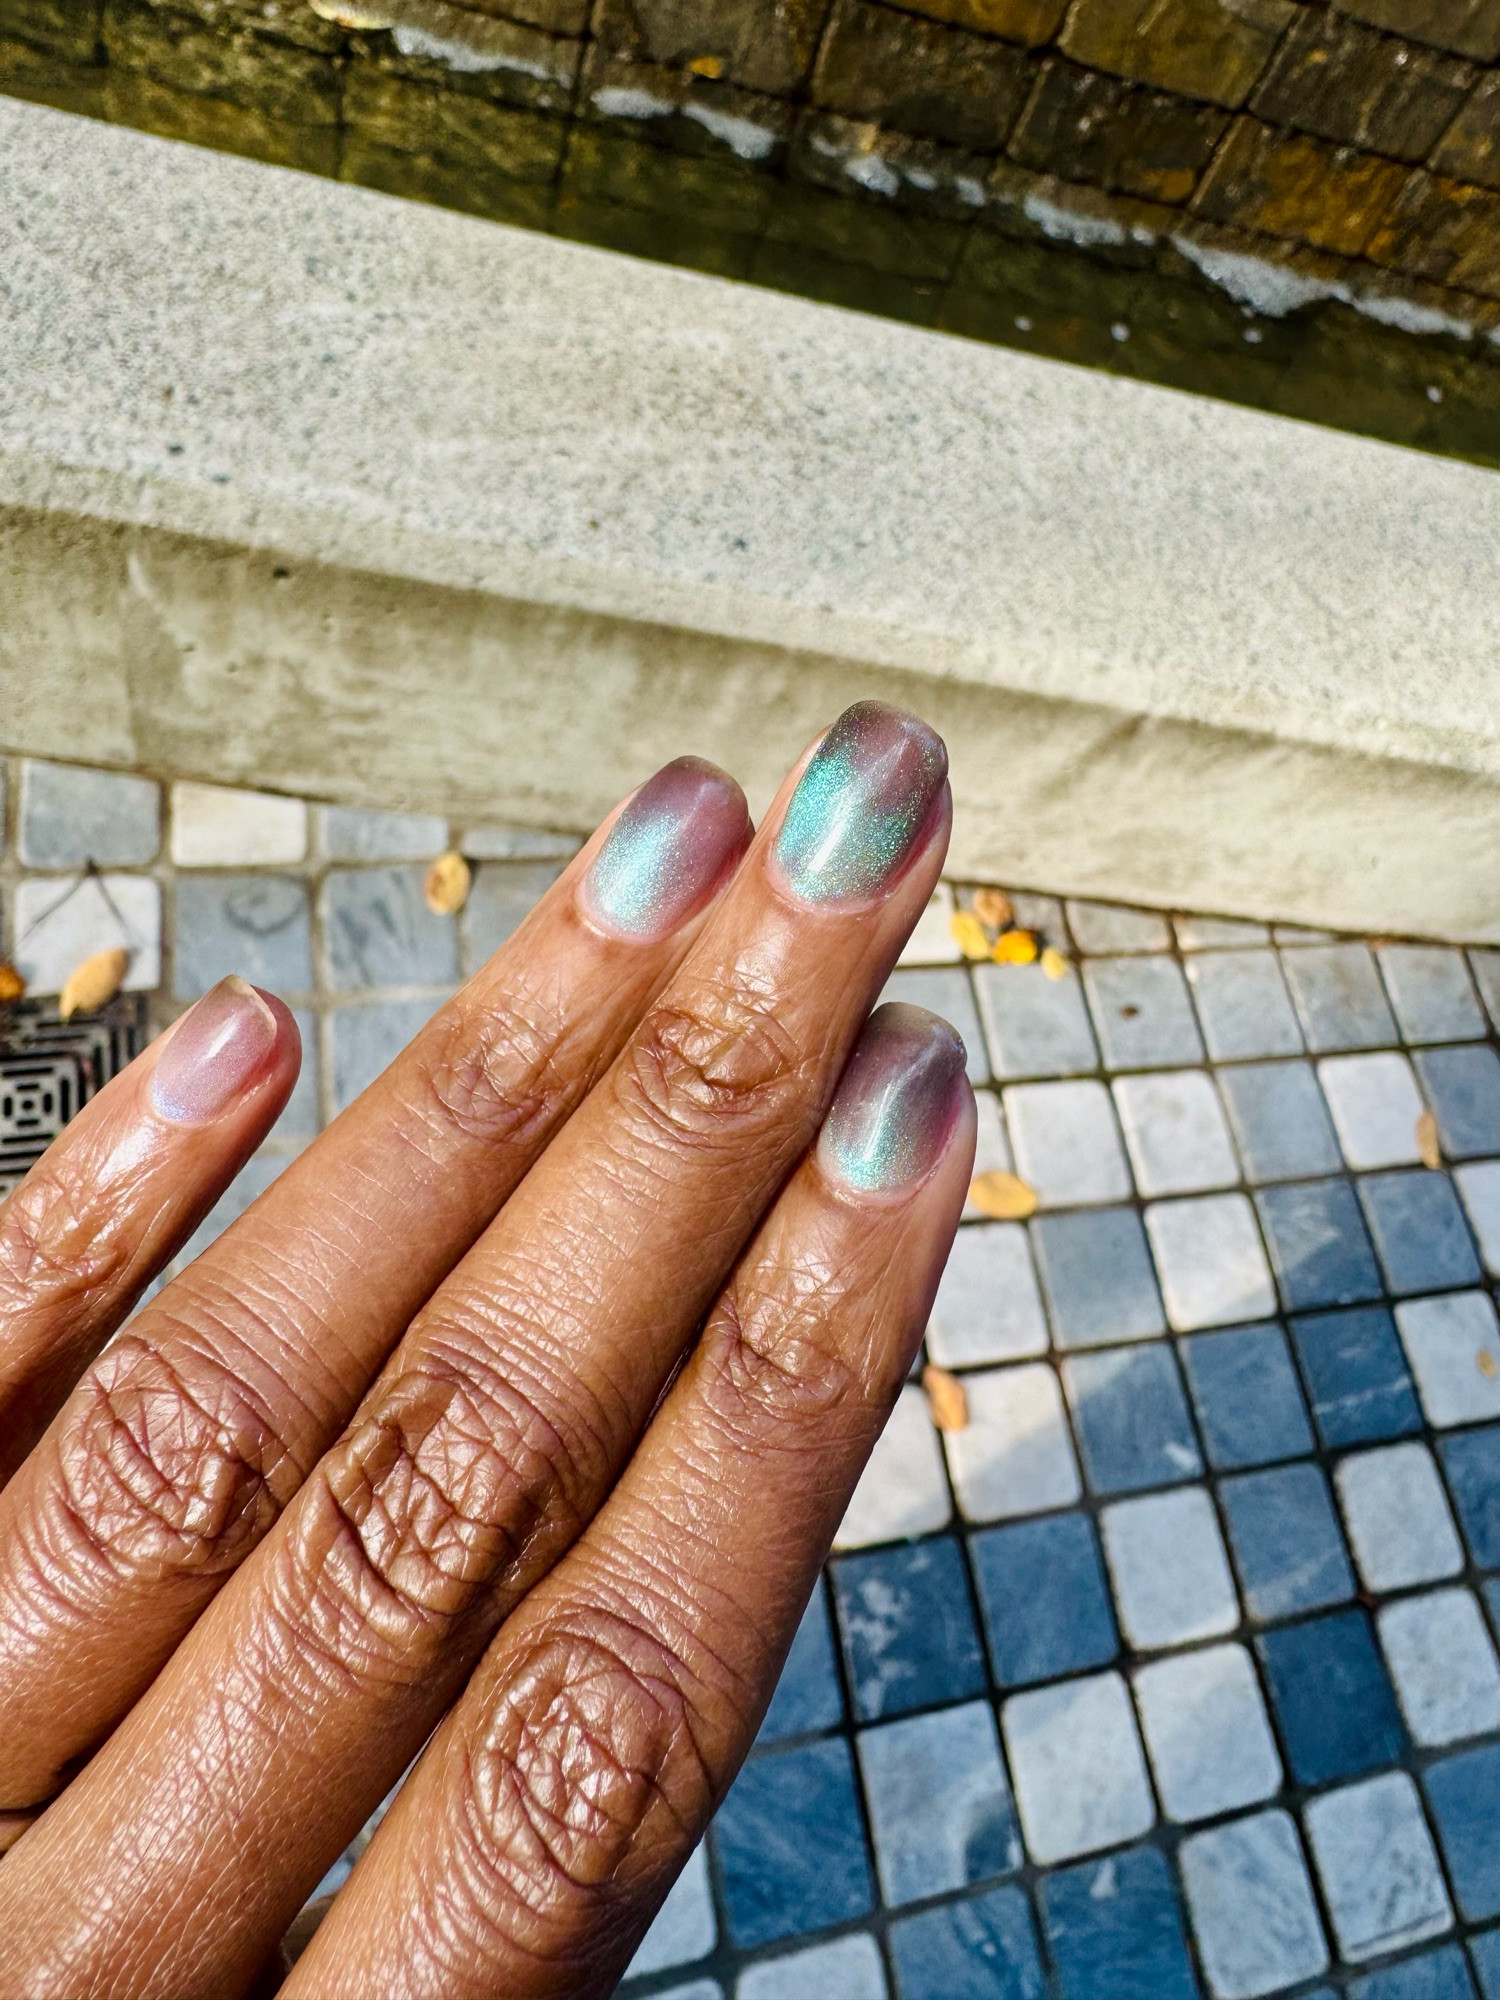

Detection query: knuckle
xmin=413 ymin=995 xmax=574 ymax=1155
xmin=621 ymin=981 xmax=809 ymax=1151
xmin=697 ymin=1264 xmax=869 ymax=1442
xmin=0 ymin=1155 xmax=139 ymax=1318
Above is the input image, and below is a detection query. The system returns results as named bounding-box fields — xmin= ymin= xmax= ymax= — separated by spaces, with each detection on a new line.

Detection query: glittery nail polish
xmin=775 ymin=702 xmax=947 ymax=905
xmin=582 ymin=756 xmax=751 ymax=941
xmin=820 ymin=1003 xmax=968 ymax=1193
xmin=150 ymin=977 xmax=280 ymax=1124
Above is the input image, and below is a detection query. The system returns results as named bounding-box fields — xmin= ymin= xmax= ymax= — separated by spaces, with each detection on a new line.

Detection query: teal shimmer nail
xmin=820 ymin=1003 xmax=967 ymax=1193
xmin=581 ymin=756 xmax=750 ymax=941
xmin=776 ymin=701 xmax=947 ymax=905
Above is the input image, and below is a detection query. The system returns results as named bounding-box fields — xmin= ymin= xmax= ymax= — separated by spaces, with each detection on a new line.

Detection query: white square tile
xmin=1114 ymin=1072 xmax=1238 ymax=1197
xmin=1380 ymin=1587 xmax=1500 ymax=1747
xmin=738 ymin=1936 xmax=884 ymax=2000
xmin=1002 ymin=1079 xmax=1131 ymax=1208
xmin=857 ymin=1701 xmax=1020 ymax=1905
xmin=898 ymin=883 xmax=963 ymax=966
xmin=1317 ymin=1052 xmax=1425 ymax=1169
xmin=12 ymin=874 xmax=161 ymax=995
xmin=1304 ymin=1772 xmax=1453 ymax=1963
xmin=944 ymin=1363 xmax=1080 ymax=1523
xmin=1395 ymin=1291 xmax=1500 ymax=1428
xmin=835 ymin=1386 xmax=951 ymax=1549
xmin=1002 ymin=1671 xmax=1154 ymax=1864
xmin=1133 ymin=1645 xmax=1281 ymax=1822
xmin=627 ymin=1843 xmax=715 ymax=1977
xmin=1335 ymin=1442 xmax=1464 ymax=1592
xmin=1101 ymin=1487 xmax=1239 ymax=1650
xmin=1144 ymin=1195 xmax=1275 ymax=1331
xmin=962 ymin=1090 xmax=1014 ymax=1221
xmin=1455 ymin=1162 xmax=1500 ymax=1278
xmin=170 ymin=782 xmax=308 ymax=866
xmin=928 ymin=1223 xmax=1047 ymax=1367
xmin=1179 ymin=1810 xmax=1328 ymax=2000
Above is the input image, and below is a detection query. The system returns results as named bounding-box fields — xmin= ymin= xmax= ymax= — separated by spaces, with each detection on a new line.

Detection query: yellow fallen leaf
xmin=0 ymin=962 xmax=24 ymax=1003
xmin=992 ymin=929 xmax=1038 ymax=966
xmin=949 ymin=910 xmax=991 ymax=960
xmin=59 ymin=946 xmax=128 ymax=1021
xmin=1480 ymin=1350 xmax=1498 ymax=1380
xmin=687 ymin=52 xmax=723 ymax=75
xmin=1416 ymin=1109 xmax=1441 ymax=1170
xmin=923 ymin=1364 xmax=969 ymax=1433
xmin=968 ymin=1170 xmax=1039 ymax=1220
xmin=1040 ymin=945 xmax=1069 ymax=981
xmin=971 ymin=887 xmax=1013 ymax=930
xmin=423 ymin=850 xmax=471 ymax=916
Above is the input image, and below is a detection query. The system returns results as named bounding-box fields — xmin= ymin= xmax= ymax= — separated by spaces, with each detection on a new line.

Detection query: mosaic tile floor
xmin=7 ymin=759 xmax=1500 ymax=1999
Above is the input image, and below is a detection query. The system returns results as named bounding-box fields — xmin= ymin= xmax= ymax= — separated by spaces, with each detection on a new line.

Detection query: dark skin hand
xmin=0 ymin=703 xmax=973 ymax=1999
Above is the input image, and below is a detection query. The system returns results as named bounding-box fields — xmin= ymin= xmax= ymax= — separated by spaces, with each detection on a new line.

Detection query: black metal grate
xmin=0 ymin=998 xmax=149 ymax=1195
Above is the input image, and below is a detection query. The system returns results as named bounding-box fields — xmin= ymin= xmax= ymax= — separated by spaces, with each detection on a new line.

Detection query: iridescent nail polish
xmin=775 ymin=701 xmax=947 ymax=905
xmin=582 ymin=756 xmax=751 ymax=941
xmin=150 ymin=976 xmax=281 ymax=1124
xmin=820 ymin=1003 xmax=968 ymax=1193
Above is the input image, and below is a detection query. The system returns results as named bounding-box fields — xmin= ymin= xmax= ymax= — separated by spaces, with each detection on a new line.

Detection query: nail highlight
xmin=820 ymin=1003 xmax=968 ymax=1193
xmin=776 ymin=702 xmax=947 ymax=905
xmin=582 ymin=757 xmax=751 ymax=940
xmin=151 ymin=977 xmax=280 ymax=1124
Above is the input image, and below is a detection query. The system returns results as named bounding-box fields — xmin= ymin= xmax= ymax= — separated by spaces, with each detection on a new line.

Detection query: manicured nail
xmin=775 ymin=702 xmax=947 ymax=904
xmin=820 ymin=1003 xmax=968 ymax=1193
xmin=151 ymin=977 xmax=280 ymax=1124
xmin=582 ymin=757 xmax=751 ymax=940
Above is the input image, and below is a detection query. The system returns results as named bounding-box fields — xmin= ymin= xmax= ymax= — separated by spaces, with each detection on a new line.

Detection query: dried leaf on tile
xmin=1480 ymin=1350 xmax=1497 ymax=1381
xmin=968 ymin=1170 xmax=1038 ymax=1220
xmin=1416 ymin=1110 xmax=1442 ymax=1170
xmin=923 ymin=1364 xmax=969 ymax=1432
xmin=992 ymin=929 xmax=1038 ymax=966
xmin=1040 ymin=946 xmax=1069 ymax=981
xmin=59 ymin=947 xmax=128 ymax=1021
xmin=0 ymin=963 xmax=24 ymax=1004
xmin=949 ymin=911 xmax=991 ymax=960
xmin=971 ymin=887 xmax=1013 ymax=930
xmin=423 ymin=850 xmax=471 ymax=916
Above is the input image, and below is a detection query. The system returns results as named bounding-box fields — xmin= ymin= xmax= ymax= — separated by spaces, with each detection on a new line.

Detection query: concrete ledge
xmin=5 ymin=96 xmax=1500 ymax=938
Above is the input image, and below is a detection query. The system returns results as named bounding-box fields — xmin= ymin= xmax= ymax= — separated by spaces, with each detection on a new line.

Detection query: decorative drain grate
xmin=0 ymin=998 xmax=149 ymax=1195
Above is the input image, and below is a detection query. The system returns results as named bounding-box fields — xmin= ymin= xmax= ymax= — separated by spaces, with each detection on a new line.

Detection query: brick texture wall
xmin=3 ymin=0 xmax=1499 ymax=463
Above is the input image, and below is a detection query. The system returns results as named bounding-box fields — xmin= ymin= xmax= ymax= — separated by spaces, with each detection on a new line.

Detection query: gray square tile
xmin=1378 ymin=945 xmax=1486 ymax=1044
xmin=1030 ymin=1206 xmax=1165 ymax=1348
xmin=1065 ymin=900 xmax=1170 ymax=954
xmin=973 ymin=962 xmax=1098 ymax=1080
xmin=1135 ymin=1646 xmax=1281 ymax=1824
xmin=464 ymin=861 xmax=569 ymax=971
xmin=1217 ymin=1061 xmax=1343 ymax=1183
xmin=14 ymin=874 xmax=161 ymax=995
xmin=1305 ymin=1772 xmax=1453 ymax=1962
xmin=1319 ymin=1052 xmax=1425 ymax=1169
xmin=1101 ymin=1486 xmax=1239 ymax=1650
xmin=279 ymin=1005 xmax=321 ymax=1141
xmin=1084 ymin=957 xmax=1203 ymax=1070
xmin=1186 ymin=949 xmax=1302 ymax=1061
xmin=857 ymin=1702 xmax=1021 ymax=1906
xmin=1379 ymin=1588 xmax=1500 ymax=1748
xmin=928 ymin=1223 xmax=1047 ymax=1367
xmin=174 ymin=875 xmax=313 ymax=1001
xmin=1337 ymin=1442 xmax=1464 ymax=1592
xmin=1470 ymin=950 xmax=1500 ymax=1034
xmin=626 ymin=1844 xmax=715 ymax=1977
xmin=19 ymin=760 xmax=160 ymax=867
xmin=1175 ymin=915 xmax=1270 ymax=950
xmin=1146 ymin=1194 xmax=1276 ymax=1331
xmin=738 ymin=1937 xmax=882 ymax=1999
xmin=330 ymin=996 xmax=447 ymax=1111
xmin=1180 ymin=1810 xmax=1327 ymax=1998
xmin=836 ymin=1386 xmax=950 ymax=1548
xmin=1004 ymin=1079 xmax=1130 ymax=1207
xmin=1002 ymin=1671 xmax=1154 ymax=1864
xmin=1283 ymin=945 xmax=1397 ymax=1053
xmin=944 ymin=1364 xmax=1080 ymax=1523
xmin=1395 ymin=1291 xmax=1500 ymax=1428
xmin=1114 ymin=1070 xmax=1237 ymax=1196
xmin=323 ymin=866 xmax=460 ymax=990
xmin=882 ymin=968 xmax=989 ymax=1084
xmin=317 ymin=805 xmax=448 ymax=861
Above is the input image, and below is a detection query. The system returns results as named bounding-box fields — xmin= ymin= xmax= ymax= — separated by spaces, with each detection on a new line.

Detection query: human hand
xmin=0 ymin=704 xmax=973 ymax=1999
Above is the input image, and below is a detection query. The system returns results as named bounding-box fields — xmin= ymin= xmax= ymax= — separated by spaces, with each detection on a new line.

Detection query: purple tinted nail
xmin=581 ymin=757 xmax=751 ymax=941
xmin=776 ymin=702 xmax=947 ymax=905
xmin=150 ymin=977 xmax=280 ymax=1125
xmin=819 ymin=1003 xmax=968 ymax=1193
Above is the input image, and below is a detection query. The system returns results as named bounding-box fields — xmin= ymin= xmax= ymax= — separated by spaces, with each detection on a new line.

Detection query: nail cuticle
xmin=819 ymin=1003 xmax=968 ymax=1196
xmin=580 ymin=756 xmax=750 ymax=942
xmin=775 ymin=702 xmax=947 ymax=907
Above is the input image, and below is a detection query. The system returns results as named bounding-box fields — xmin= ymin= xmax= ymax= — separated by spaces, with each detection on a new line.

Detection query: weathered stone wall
xmin=3 ymin=0 xmax=1499 ymax=462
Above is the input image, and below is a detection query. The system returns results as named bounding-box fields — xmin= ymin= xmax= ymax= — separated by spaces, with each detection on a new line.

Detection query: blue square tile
xmin=464 ymin=861 xmax=566 ymax=968
xmin=279 ymin=1004 xmax=321 ymax=1141
xmin=1030 ymin=1208 xmax=1165 ymax=1348
xmin=1358 ymin=1170 xmax=1482 ymax=1294
xmin=1289 ymin=1306 xmax=1422 ymax=1447
xmin=1441 ymin=1427 xmax=1500 ymax=1571
xmin=1220 ymin=1463 xmax=1355 ymax=1620
xmin=1083 ymin=957 xmax=1204 ymax=1070
xmin=1039 ymin=1845 xmax=1200 ymax=2000
xmin=323 ymin=866 xmax=459 ymax=989
xmin=890 ymin=1885 xmax=1045 ymax=2000
xmin=883 ymin=969 xmax=990 ymax=1084
xmin=174 ymin=874 xmax=313 ymax=1000
xmin=1186 ymin=949 xmax=1302 ymax=1061
xmin=1062 ymin=1346 xmax=1201 ymax=1494
xmin=831 ymin=1539 xmax=986 ymax=1722
xmin=715 ymin=1738 xmax=874 ymax=1947
xmin=1415 ymin=1045 xmax=1500 ymax=1160
xmin=757 ymin=1582 xmax=844 ymax=1745
xmin=859 ymin=1702 xmax=1021 ymax=1905
xmin=1425 ymin=1743 xmax=1500 ymax=1922
xmin=1352 ymin=1946 xmax=1477 ymax=2000
xmin=1471 ymin=1928 xmax=1500 ymax=1999
xmin=330 ymin=998 xmax=447 ymax=1111
xmin=1256 ymin=1610 xmax=1406 ymax=1786
xmin=1282 ymin=944 xmax=1397 ymax=1052
xmin=1217 ymin=1061 xmax=1342 ymax=1184
xmin=1179 ymin=1323 xmax=1314 ymax=1469
xmin=973 ymin=962 xmax=1099 ymax=1080
xmin=970 ymin=1513 xmax=1118 ymax=1687
xmin=1256 ymin=1181 xmax=1383 ymax=1311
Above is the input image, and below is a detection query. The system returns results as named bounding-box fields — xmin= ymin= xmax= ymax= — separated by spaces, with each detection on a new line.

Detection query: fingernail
xmin=581 ymin=757 xmax=751 ymax=941
xmin=775 ymin=702 xmax=947 ymax=905
xmin=151 ymin=977 xmax=280 ymax=1124
xmin=820 ymin=1003 xmax=968 ymax=1193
